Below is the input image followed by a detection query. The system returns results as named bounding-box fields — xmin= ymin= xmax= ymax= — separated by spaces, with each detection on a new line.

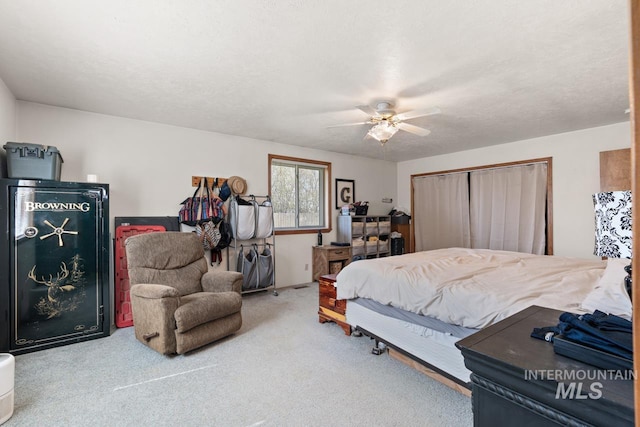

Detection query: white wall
xmin=16 ymin=100 xmax=627 ymax=281
xmin=397 ymin=122 xmax=631 ymax=259
xmin=15 ymin=101 xmax=397 ymax=287
xmin=0 ymin=76 xmax=16 ymax=172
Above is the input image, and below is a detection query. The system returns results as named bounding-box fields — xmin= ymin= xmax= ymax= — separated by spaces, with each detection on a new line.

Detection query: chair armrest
xmin=129 ymin=284 xmax=181 ymax=354
xmin=130 ymin=283 xmax=180 ymax=299
xmin=201 ymin=270 xmax=243 ymax=294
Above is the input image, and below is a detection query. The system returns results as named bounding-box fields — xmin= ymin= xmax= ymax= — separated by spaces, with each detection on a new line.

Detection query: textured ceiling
xmin=0 ymin=1 xmax=630 ymax=162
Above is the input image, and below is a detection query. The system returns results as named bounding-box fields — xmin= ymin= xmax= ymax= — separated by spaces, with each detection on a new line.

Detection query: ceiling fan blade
xmin=396 ymin=122 xmax=431 ymax=137
xmin=356 ymin=104 xmax=379 ymax=117
xmin=327 ymin=121 xmax=370 ymax=128
xmin=395 ymin=106 xmax=441 ymax=121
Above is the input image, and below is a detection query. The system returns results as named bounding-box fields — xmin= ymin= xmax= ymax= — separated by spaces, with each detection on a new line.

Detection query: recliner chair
xmin=125 ymin=232 xmax=243 ymax=355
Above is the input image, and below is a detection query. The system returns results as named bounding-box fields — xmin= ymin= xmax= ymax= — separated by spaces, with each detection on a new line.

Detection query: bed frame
xmin=346 ymin=300 xmax=472 ymax=397
xmin=319 ymin=272 xmax=473 ymax=396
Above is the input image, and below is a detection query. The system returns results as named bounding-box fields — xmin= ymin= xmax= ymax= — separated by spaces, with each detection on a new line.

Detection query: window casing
xmin=269 ymin=154 xmax=331 ymax=234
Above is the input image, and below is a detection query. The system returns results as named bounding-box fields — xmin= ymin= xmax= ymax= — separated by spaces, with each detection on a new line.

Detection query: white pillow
xmin=580 ymin=258 xmax=632 ymax=318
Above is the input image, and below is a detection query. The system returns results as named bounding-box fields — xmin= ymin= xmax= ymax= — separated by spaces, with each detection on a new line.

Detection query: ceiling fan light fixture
xmin=367 ymin=121 xmax=399 ymax=144
xmin=331 ymin=100 xmax=439 ymax=144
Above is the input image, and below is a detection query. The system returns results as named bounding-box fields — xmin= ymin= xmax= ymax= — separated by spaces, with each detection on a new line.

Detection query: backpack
xmin=215 ymin=218 xmax=232 ymax=250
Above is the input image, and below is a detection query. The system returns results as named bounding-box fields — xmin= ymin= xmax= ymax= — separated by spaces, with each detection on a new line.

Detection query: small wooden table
xmin=312 ymin=245 xmax=351 ymax=281
xmin=317 ymin=274 xmax=351 ymax=335
xmin=456 ymin=305 xmax=634 ymax=426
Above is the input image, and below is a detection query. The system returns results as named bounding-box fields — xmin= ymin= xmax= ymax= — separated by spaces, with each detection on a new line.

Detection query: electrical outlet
xmin=305 ymin=263 xmax=309 ymax=271
xmin=382 ymin=197 xmax=393 ymax=203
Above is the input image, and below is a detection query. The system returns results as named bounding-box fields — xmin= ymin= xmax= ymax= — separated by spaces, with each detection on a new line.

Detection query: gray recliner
xmin=125 ymin=231 xmax=243 ymax=355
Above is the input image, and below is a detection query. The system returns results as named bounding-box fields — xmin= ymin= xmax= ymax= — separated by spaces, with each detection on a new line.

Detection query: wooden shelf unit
xmin=336 ymin=215 xmax=391 ymax=259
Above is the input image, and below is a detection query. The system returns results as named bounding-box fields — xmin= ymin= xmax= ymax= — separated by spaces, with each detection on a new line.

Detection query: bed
xmin=334 ymin=247 xmax=632 ymax=392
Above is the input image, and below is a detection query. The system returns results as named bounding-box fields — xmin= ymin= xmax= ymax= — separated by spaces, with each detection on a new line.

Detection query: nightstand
xmin=456 ymin=305 xmax=633 ymax=426
xmin=318 ymin=274 xmax=351 ymax=335
xmin=312 ymin=245 xmax=351 ymax=281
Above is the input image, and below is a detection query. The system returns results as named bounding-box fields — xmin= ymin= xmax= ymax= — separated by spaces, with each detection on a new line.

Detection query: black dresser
xmin=456 ymin=305 xmax=633 ymax=426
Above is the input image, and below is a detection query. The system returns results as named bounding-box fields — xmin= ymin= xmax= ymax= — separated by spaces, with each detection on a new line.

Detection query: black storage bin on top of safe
xmin=3 ymin=142 xmax=63 ymax=180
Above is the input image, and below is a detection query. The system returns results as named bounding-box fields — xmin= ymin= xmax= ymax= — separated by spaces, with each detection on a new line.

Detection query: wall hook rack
xmin=191 ymin=176 xmax=228 ymax=188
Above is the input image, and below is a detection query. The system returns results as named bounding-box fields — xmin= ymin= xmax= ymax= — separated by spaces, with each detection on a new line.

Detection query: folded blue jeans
xmin=557 ymin=310 xmax=632 ymax=360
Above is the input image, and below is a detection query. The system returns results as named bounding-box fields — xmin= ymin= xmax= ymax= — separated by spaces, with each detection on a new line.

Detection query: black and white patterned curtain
xmin=593 ymin=190 xmax=632 ymax=258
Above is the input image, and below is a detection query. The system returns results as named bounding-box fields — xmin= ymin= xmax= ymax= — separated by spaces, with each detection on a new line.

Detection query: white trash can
xmin=0 ymin=354 xmax=14 ymax=424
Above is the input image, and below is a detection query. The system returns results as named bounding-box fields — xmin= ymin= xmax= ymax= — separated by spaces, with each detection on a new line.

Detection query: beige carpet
xmin=6 ymin=283 xmax=472 ymax=426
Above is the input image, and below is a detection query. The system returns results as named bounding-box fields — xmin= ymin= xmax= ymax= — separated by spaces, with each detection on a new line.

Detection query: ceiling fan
xmin=329 ymin=100 xmax=441 ymax=145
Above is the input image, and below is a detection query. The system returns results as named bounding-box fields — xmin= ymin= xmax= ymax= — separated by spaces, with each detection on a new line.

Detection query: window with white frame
xmin=269 ymin=154 xmax=331 ymax=233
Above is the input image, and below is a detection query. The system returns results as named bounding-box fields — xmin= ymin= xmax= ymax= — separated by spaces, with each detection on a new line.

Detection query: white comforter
xmin=336 ymin=248 xmax=606 ymax=329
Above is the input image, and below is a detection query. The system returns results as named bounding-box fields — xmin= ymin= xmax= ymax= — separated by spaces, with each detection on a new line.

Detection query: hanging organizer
xmin=227 ymin=194 xmax=277 ymax=296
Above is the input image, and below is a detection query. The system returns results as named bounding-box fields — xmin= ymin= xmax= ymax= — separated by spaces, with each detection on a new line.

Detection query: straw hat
xmin=227 ymin=176 xmax=247 ymax=195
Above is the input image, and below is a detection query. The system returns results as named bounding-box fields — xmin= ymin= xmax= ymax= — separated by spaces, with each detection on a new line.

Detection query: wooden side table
xmin=318 ymin=274 xmax=351 ymax=335
xmin=456 ymin=305 xmax=633 ymax=426
xmin=312 ymin=245 xmax=351 ymax=281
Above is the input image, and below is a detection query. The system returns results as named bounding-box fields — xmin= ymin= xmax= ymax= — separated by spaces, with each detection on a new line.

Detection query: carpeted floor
xmin=5 ymin=283 xmax=473 ymax=426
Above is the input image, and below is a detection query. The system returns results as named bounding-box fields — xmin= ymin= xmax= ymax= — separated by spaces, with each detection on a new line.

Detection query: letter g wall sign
xmin=335 ymin=179 xmax=355 ymax=210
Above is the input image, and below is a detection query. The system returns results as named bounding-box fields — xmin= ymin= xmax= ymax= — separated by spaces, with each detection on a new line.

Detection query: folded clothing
xmin=557 ymin=310 xmax=632 ymax=360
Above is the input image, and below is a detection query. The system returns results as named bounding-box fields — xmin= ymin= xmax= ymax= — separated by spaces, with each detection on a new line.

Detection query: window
xmin=269 ymin=154 xmax=332 ymax=234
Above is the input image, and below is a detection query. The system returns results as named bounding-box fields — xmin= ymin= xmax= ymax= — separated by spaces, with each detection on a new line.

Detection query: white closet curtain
xmin=413 ymin=172 xmax=471 ymax=251
xmin=469 ymin=163 xmax=547 ymax=254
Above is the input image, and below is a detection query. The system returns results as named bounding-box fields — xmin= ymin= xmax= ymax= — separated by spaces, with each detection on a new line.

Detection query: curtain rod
xmin=412 ymin=160 xmax=548 ymax=179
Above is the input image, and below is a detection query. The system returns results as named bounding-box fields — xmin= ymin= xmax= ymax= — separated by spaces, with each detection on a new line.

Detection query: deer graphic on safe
xmin=27 ymin=255 xmax=87 ymax=320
